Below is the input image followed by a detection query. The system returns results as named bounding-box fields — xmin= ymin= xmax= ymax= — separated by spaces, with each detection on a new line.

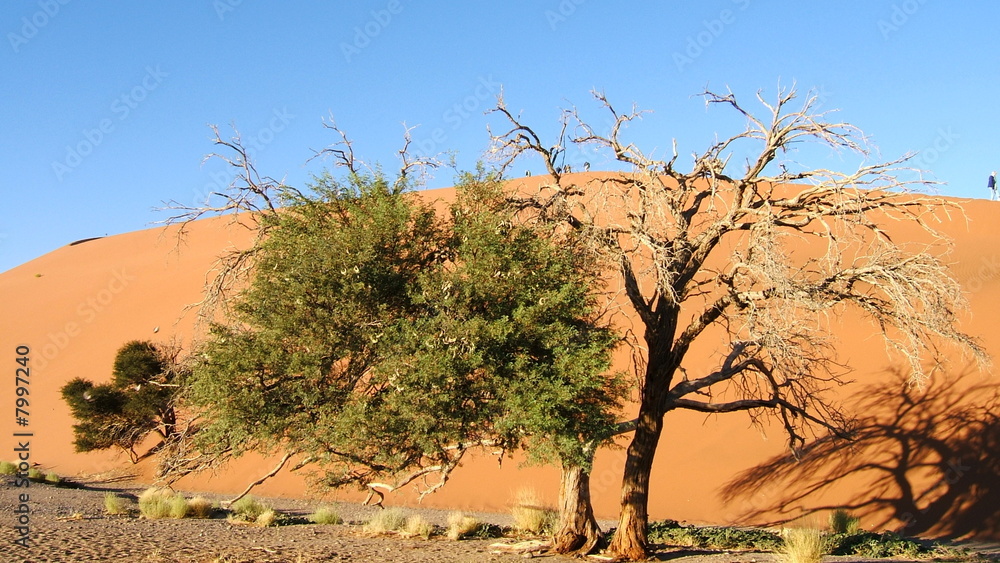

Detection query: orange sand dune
xmin=2 ymin=173 xmax=998 ymax=538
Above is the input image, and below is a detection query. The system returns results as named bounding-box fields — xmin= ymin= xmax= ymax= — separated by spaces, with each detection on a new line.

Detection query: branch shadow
xmin=720 ymin=368 xmax=1000 ymax=539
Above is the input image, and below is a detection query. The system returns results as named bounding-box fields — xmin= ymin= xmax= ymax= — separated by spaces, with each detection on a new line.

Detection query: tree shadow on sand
xmin=720 ymin=369 xmax=1000 ymax=539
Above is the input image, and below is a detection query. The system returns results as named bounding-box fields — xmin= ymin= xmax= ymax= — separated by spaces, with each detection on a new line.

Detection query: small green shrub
xmin=0 ymin=461 xmax=18 ymax=475
xmin=309 ymin=506 xmax=342 ymax=525
xmin=647 ymin=520 xmax=783 ymax=551
xmin=927 ymin=544 xmax=980 ymax=561
xmin=468 ymin=522 xmax=504 ymax=539
xmin=364 ymin=508 xmax=407 ymax=534
xmin=828 ymin=509 xmax=860 ymax=535
xmin=446 ymin=512 xmax=481 ymax=540
xmin=27 ymin=468 xmax=44 ymax=482
xmin=44 ymin=472 xmax=62 ymax=485
xmin=782 ymin=528 xmax=824 ymax=563
xmin=188 ymin=497 xmax=214 ymax=519
xmin=404 ymin=514 xmax=433 ymax=539
xmin=825 ymin=531 xmax=922 ymax=558
xmin=104 ymin=492 xmax=130 ymax=515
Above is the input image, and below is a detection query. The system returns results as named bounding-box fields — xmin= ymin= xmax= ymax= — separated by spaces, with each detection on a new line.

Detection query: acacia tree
xmin=61 ymin=340 xmax=182 ymax=462
xmin=488 ymin=86 xmax=986 ymax=559
xmin=161 ymin=127 xmax=625 ymax=527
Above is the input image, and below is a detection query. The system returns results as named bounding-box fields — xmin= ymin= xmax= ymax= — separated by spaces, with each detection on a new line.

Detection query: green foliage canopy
xmin=184 ymin=169 xmax=623 ymax=491
xmin=61 ymin=340 xmax=179 ymax=461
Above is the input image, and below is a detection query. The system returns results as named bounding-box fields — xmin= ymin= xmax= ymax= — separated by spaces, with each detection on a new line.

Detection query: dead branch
xmin=363 ymin=450 xmax=467 ymax=508
xmin=311 ymin=119 xmax=445 ymax=194
xmin=394 ymin=123 xmax=446 ymax=191
xmin=359 ymin=437 xmax=512 ymax=507
xmin=158 ymin=125 xmax=287 ymax=323
xmin=487 ymin=88 xmax=567 ymax=182
xmin=223 ymin=451 xmax=295 ymax=507
xmin=487 ymin=84 xmax=987 ymax=460
xmin=310 ymin=115 xmax=365 ymax=175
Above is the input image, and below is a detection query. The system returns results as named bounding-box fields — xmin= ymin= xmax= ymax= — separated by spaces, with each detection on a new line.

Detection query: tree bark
xmin=160 ymin=406 xmax=177 ymax=441
xmin=551 ymin=458 xmax=601 ymax=555
xmin=608 ymin=405 xmax=665 ymax=560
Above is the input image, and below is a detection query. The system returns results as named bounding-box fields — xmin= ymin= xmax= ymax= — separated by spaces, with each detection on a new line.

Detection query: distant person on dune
xmin=990 ymin=171 xmax=997 ymax=201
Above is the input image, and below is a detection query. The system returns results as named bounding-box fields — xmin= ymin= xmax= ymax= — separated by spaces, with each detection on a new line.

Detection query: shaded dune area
xmin=2 ymin=173 xmax=999 ymax=540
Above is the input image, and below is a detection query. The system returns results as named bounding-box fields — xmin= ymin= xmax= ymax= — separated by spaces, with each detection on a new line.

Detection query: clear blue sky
xmin=2 ymin=1 xmax=998 ymax=273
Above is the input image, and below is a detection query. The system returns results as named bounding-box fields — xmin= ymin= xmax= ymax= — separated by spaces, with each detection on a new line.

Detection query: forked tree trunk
xmin=608 ymin=407 xmax=665 ymax=560
xmin=551 ymin=458 xmax=601 ymax=555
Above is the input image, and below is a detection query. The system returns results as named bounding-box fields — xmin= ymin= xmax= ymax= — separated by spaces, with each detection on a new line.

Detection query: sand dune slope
xmin=2 ymin=176 xmax=998 ymax=539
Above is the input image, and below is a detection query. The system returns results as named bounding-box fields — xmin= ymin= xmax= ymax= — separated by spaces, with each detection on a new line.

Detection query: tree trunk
xmin=160 ymin=406 xmax=177 ymax=440
xmin=608 ymin=407 xmax=665 ymax=560
xmin=551 ymin=458 xmax=602 ymax=555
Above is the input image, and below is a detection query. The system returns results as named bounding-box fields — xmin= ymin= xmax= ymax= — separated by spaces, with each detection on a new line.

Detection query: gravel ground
xmin=1 ymin=476 xmax=996 ymax=562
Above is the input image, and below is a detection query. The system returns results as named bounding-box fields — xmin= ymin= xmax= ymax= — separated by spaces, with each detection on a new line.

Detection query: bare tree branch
xmin=487 ymin=85 xmax=987 ymax=558
xmin=487 ymin=87 xmax=567 ymax=182
xmin=158 ymin=125 xmax=289 ymax=323
xmin=309 ymin=115 xmax=365 ymax=175
xmin=363 ymin=449 xmax=470 ymax=507
xmin=224 ymin=451 xmax=296 ymax=507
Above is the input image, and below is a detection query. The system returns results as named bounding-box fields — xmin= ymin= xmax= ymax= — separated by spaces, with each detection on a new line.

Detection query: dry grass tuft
xmin=404 ymin=514 xmax=434 ymax=539
xmin=782 ymin=527 xmax=825 ymax=563
xmin=510 ymin=488 xmax=558 ymax=535
xmin=447 ymin=511 xmax=481 ymax=540
xmin=363 ymin=508 xmax=407 ymax=535
xmin=256 ymin=508 xmax=278 ymax=527
xmin=138 ymin=488 xmax=188 ymax=519
xmin=309 ymin=506 xmax=342 ymax=525
xmin=103 ymin=492 xmax=130 ymax=515
xmin=188 ymin=496 xmax=215 ymax=519
xmin=228 ymin=495 xmax=272 ymax=525
xmin=168 ymin=494 xmax=190 ymax=519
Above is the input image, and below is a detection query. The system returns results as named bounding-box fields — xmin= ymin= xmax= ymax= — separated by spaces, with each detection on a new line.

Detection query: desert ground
xmin=5 ymin=475 xmax=998 ymax=563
